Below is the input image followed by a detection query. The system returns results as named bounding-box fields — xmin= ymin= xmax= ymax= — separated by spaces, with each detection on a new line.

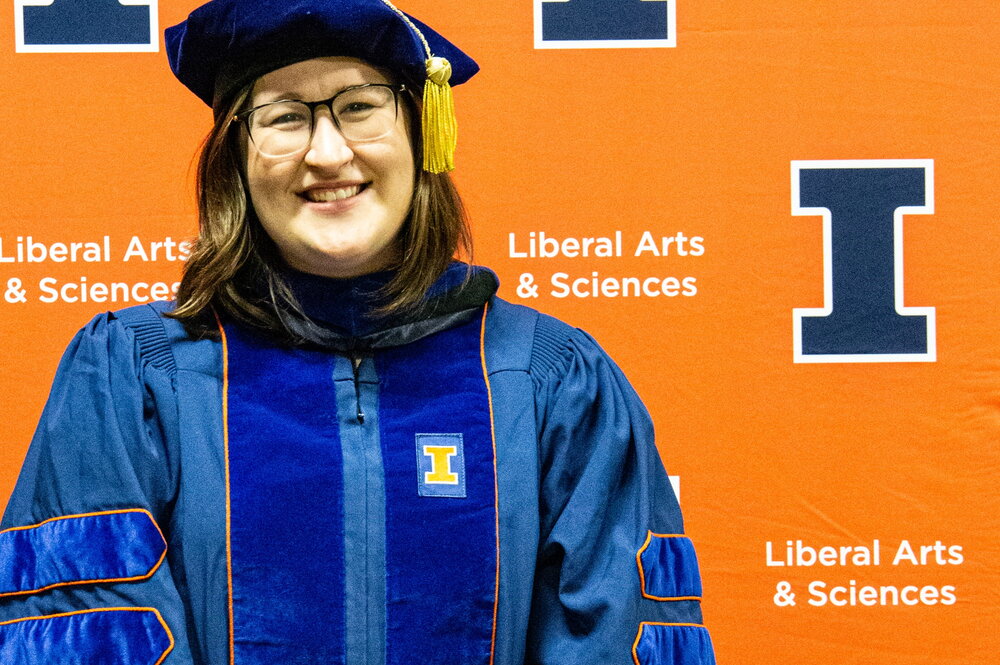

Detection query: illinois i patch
xmin=416 ymin=434 xmax=466 ymax=498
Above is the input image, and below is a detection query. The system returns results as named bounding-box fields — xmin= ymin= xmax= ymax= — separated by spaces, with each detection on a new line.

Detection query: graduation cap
xmin=165 ymin=0 xmax=479 ymax=173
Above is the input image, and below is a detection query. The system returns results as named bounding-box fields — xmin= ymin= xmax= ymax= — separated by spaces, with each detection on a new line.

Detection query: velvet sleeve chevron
xmin=0 ymin=311 xmax=195 ymax=664
xmin=526 ymin=316 xmax=715 ymax=665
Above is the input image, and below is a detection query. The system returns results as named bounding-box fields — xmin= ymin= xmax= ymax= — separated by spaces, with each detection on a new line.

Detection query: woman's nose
xmin=304 ymin=111 xmax=353 ymax=169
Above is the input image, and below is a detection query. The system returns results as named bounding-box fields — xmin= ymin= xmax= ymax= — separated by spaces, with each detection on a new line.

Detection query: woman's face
xmin=245 ymin=57 xmax=415 ymax=278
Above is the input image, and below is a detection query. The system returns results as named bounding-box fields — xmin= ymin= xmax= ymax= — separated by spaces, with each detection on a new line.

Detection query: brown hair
xmin=169 ymin=80 xmax=472 ymax=343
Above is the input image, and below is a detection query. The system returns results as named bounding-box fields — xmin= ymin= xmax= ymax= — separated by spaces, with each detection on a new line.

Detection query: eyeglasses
xmin=233 ymin=84 xmax=406 ymax=158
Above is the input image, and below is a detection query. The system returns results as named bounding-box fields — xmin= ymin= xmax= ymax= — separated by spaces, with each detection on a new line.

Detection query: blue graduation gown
xmin=0 ymin=266 xmax=713 ymax=664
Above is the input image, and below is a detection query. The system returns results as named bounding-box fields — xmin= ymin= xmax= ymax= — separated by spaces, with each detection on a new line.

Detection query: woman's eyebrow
xmin=251 ymin=91 xmax=303 ymax=104
xmin=253 ymin=81 xmax=388 ymax=106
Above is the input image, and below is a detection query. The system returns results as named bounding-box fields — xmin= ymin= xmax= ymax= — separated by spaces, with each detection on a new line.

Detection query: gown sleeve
xmin=0 ymin=312 xmax=195 ymax=664
xmin=526 ymin=320 xmax=714 ymax=665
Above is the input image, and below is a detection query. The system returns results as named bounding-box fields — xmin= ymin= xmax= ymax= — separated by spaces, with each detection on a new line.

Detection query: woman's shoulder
xmin=485 ymin=296 xmax=653 ymax=447
xmin=484 ymin=296 xmax=614 ymax=381
xmin=67 ymin=301 xmax=220 ymax=379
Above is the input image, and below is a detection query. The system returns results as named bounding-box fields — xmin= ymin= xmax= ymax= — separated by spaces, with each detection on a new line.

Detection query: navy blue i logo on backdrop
xmin=792 ymin=160 xmax=936 ymax=363
xmin=535 ymin=0 xmax=675 ymax=49
xmin=15 ymin=0 xmax=158 ymax=52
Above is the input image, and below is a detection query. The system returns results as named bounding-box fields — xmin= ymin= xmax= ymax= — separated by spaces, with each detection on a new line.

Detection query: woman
xmin=0 ymin=1 xmax=713 ymax=664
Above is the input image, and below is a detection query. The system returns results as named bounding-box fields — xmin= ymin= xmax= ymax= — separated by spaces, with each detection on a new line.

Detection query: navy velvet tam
xmin=164 ymin=0 xmax=479 ymax=109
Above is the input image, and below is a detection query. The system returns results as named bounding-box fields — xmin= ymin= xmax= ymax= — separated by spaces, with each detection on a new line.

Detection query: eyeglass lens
xmin=247 ymin=85 xmax=398 ymax=157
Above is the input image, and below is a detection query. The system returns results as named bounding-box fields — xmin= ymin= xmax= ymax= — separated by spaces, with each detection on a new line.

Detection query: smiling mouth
xmin=301 ymin=184 xmax=366 ymax=202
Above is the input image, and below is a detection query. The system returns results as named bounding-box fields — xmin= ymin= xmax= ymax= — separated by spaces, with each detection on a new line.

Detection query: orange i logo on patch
xmin=416 ymin=434 xmax=466 ymax=498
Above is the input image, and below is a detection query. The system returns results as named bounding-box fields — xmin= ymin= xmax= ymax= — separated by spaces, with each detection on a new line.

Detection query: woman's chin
xmin=287 ymin=244 xmax=396 ymax=279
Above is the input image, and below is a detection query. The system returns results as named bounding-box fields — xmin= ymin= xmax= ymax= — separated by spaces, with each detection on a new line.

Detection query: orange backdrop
xmin=2 ymin=1 xmax=998 ymax=663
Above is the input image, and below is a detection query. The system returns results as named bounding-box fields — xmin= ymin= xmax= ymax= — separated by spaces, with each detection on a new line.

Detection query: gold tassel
xmin=422 ymin=56 xmax=457 ymax=174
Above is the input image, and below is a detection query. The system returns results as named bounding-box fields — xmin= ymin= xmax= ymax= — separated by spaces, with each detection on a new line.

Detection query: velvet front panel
xmin=377 ymin=311 xmax=498 ymax=665
xmin=224 ymin=324 xmax=347 ymax=665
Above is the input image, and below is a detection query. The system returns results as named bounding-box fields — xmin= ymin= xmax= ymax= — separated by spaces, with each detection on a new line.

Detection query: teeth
xmin=306 ymin=185 xmax=361 ymax=202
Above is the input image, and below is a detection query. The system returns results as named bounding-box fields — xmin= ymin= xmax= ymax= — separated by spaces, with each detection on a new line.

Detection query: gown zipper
xmin=350 ymin=353 xmax=366 ymax=424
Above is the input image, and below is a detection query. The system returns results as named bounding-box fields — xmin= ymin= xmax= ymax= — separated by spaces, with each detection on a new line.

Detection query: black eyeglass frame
xmin=232 ymin=83 xmax=408 ymax=147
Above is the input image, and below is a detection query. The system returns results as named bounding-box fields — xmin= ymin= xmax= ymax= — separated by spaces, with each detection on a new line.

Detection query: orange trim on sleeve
xmin=0 ymin=508 xmax=168 ymax=599
xmin=635 ymin=531 xmax=703 ymax=602
xmin=479 ymin=303 xmax=500 ymax=665
xmin=0 ymin=606 xmax=175 ymax=665
xmin=215 ymin=313 xmax=236 ymax=665
xmin=631 ymin=622 xmax=708 ymax=665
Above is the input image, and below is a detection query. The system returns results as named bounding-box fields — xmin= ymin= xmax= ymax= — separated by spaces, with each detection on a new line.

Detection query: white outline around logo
xmin=15 ymin=0 xmax=159 ymax=53
xmin=791 ymin=159 xmax=936 ymax=364
xmin=534 ymin=0 xmax=676 ymax=50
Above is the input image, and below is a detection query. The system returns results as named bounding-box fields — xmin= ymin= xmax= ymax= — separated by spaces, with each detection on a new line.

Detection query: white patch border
xmin=15 ymin=0 xmax=159 ymax=53
xmin=791 ymin=159 xmax=936 ymax=364
xmin=534 ymin=0 xmax=676 ymax=50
